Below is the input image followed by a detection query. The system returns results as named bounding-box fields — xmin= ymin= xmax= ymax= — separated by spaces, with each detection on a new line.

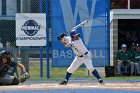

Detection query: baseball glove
xmin=20 ymin=72 xmax=30 ymax=83
xmin=0 ymin=64 xmax=10 ymax=77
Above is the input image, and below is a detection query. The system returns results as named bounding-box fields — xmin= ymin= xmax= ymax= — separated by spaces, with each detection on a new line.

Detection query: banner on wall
xmin=52 ymin=0 xmax=109 ymax=67
xmin=16 ymin=13 xmax=46 ymax=46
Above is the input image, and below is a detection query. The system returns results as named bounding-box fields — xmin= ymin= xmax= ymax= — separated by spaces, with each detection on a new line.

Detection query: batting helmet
xmin=70 ymin=31 xmax=80 ymax=38
xmin=0 ymin=50 xmax=11 ymax=58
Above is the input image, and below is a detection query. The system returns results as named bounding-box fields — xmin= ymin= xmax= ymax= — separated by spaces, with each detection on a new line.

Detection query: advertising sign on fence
xmin=16 ymin=13 xmax=46 ymax=46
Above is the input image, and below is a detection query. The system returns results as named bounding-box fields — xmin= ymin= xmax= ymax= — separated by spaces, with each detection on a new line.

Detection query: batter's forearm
xmin=60 ymin=40 xmax=67 ymax=45
xmin=65 ymin=43 xmax=72 ymax=47
xmin=60 ymin=41 xmax=71 ymax=47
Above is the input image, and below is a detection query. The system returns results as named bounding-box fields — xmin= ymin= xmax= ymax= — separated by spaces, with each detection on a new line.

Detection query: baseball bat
xmin=66 ymin=20 xmax=88 ymax=34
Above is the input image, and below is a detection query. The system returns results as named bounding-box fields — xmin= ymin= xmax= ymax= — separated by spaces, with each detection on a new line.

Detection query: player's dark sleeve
xmin=0 ymin=64 xmax=10 ymax=77
xmin=9 ymin=61 xmax=18 ymax=67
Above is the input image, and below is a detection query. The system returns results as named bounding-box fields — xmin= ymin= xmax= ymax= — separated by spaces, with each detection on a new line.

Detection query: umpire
xmin=0 ymin=50 xmax=30 ymax=85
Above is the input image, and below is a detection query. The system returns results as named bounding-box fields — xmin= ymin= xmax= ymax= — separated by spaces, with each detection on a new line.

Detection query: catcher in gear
xmin=0 ymin=50 xmax=30 ymax=85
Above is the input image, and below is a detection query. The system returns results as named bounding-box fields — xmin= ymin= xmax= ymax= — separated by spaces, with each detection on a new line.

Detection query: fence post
xmin=45 ymin=0 xmax=50 ymax=78
xmin=40 ymin=47 xmax=43 ymax=78
xmin=39 ymin=0 xmax=43 ymax=78
xmin=107 ymin=0 xmax=110 ymax=66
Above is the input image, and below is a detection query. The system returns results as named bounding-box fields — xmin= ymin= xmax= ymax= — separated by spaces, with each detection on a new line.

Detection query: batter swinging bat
xmin=66 ymin=20 xmax=88 ymax=34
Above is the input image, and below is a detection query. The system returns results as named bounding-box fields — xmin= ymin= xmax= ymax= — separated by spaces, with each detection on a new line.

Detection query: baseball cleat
xmin=98 ymin=79 xmax=105 ymax=85
xmin=59 ymin=80 xmax=67 ymax=85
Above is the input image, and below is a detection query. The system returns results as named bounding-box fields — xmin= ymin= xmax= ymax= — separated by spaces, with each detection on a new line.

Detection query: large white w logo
xmin=60 ymin=0 xmax=96 ymax=45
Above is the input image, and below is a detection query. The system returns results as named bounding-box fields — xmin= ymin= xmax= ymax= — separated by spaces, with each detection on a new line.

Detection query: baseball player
xmin=131 ymin=43 xmax=140 ymax=75
xmin=57 ymin=31 xmax=104 ymax=85
xmin=116 ymin=44 xmax=134 ymax=76
xmin=0 ymin=50 xmax=30 ymax=85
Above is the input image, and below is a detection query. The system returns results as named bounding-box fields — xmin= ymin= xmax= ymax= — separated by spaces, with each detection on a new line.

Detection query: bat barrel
xmin=72 ymin=20 xmax=88 ymax=30
xmin=66 ymin=20 xmax=88 ymax=34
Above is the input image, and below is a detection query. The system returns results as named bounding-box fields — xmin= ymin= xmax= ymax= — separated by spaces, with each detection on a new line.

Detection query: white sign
xmin=16 ymin=13 xmax=46 ymax=46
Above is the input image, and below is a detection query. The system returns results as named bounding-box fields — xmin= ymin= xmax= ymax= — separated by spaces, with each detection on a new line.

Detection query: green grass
xmin=104 ymin=76 xmax=140 ymax=80
xmin=16 ymin=62 xmax=140 ymax=81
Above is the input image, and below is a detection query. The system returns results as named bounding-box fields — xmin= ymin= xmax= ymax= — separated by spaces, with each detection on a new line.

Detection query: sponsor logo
xmin=21 ymin=20 xmax=40 ymax=36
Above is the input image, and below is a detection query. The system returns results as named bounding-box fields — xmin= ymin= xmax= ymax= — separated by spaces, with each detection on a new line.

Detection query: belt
xmin=77 ymin=52 xmax=88 ymax=57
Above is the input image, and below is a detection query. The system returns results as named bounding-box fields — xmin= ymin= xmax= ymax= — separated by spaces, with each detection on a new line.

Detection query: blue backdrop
xmin=52 ymin=0 xmax=110 ymax=67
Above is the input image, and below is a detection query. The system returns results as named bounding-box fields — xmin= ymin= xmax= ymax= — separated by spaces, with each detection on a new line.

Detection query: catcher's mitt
xmin=20 ymin=72 xmax=30 ymax=83
xmin=0 ymin=64 xmax=10 ymax=77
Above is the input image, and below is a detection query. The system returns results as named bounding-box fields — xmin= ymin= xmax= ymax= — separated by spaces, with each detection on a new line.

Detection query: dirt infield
xmin=0 ymin=82 xmax=140 ymax=91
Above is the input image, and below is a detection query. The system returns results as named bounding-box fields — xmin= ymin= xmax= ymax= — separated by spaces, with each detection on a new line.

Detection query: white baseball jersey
xmin=64 ymin=36 xmax=88 ymax=56
xmin=64 ymin=36 xmax=94 ymax=73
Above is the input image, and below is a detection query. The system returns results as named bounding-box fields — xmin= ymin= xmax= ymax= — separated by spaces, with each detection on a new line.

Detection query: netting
xmin=0 ymin=0 xmax=110 ymax=80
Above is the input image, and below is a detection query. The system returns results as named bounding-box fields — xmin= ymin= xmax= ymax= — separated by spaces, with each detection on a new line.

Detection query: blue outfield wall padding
xmin=51 ymin=0 xmax=110 ymax=67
